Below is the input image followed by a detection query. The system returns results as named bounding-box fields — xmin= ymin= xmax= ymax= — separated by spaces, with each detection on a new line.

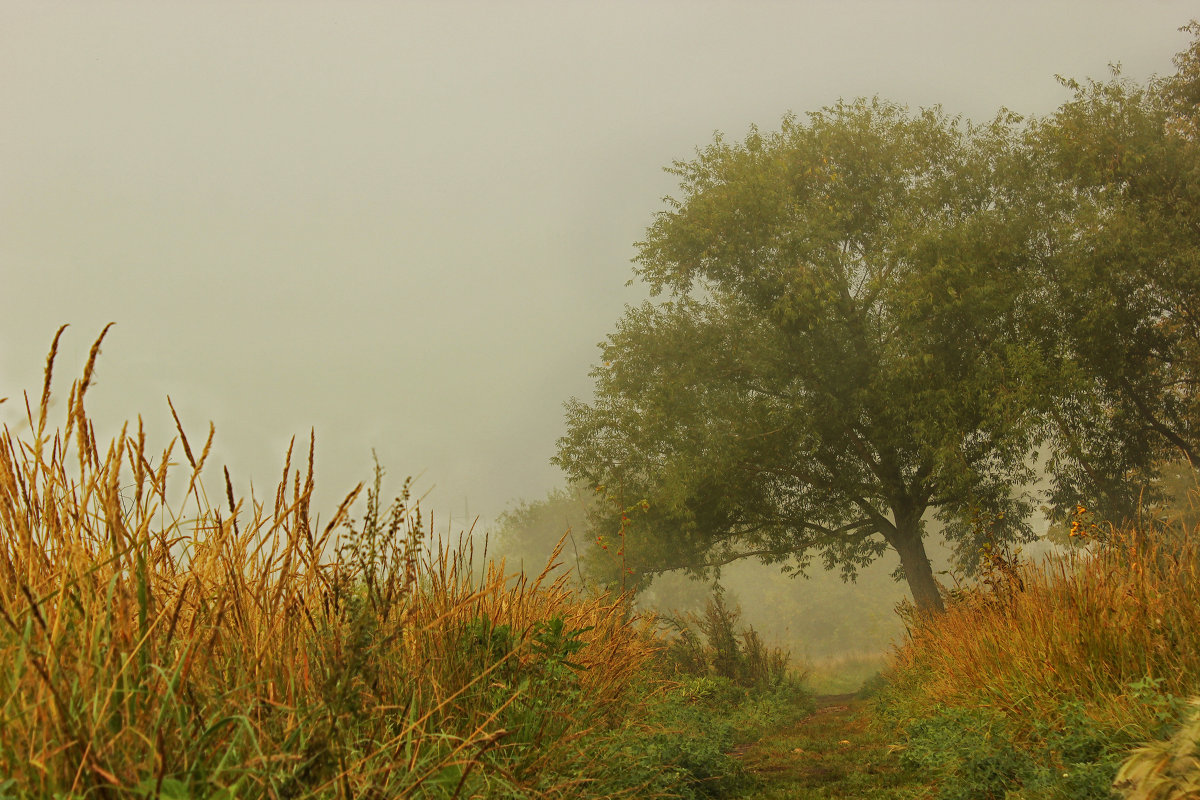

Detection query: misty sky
xmin=1 ymin=2 xmax=1193 ymax=531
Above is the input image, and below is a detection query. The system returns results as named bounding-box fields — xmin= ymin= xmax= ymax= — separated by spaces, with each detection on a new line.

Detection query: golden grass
xmin=0 ymin=327 xmax=663 ymax=798
xmin=885 ymin=513 xmax=1200 ymax=740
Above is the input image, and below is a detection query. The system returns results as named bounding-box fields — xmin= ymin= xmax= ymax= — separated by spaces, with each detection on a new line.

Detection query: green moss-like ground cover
xmin=733 ymin=694 xmax=936 ymax=800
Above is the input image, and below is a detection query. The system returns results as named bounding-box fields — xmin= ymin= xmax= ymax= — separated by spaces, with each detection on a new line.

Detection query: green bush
xmin=857 ymin=670 xmax=890 ymax=699
xmin=661 ymin=590 xmax=796 ymax=691
xmin=889 ymin=684 xmax=1196 ymax=800
xmin=900 ymin=706 xmax=1030 ymax=800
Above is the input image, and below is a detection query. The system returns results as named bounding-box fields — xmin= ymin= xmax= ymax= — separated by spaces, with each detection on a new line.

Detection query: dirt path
xmin=733 ymin=693 xmax=936 ymax=799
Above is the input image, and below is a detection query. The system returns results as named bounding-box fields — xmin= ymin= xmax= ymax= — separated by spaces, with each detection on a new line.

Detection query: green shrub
xmin=900 ymin=706 xmax=1030 ymax=800
xmin=889 ymin=686 xmax=1196 ymax=800
xmin=857 ymin=670 xmax=890 ymax=699
xmin=662 ymin=590 xmax=796 ymax=691
xmin=631 ymin=678 xmax=752 ymax=798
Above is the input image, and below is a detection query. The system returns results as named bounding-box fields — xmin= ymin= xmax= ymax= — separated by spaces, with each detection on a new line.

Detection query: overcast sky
xmin=1 ymin=2 xmax=1193 ymax=532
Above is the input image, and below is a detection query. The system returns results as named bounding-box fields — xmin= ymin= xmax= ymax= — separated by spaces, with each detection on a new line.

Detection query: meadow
xmin=4 ymin=330 xmax=1199 ymax=799
xmin=875 ymin=505 xmax=1200 ymax=799
xmin=0 ymin=331 xmax=806 ymax=798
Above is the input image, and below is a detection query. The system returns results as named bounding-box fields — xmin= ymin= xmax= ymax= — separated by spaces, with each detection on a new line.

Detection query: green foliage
xmin=490 ymin=482 xmax=598 ymax=581
xmin=856 ymin=670 xmax=890 ymax=699
xmin=556 ymin=98 xmax=1047 ymax=613
xmin=890 ymin=687 xmax=1196 ymax=800
xmin=609 ymin=674 xmax=814 ymax=799
xmin=632 ymin=682 xmax=751 ymax=798
xmin=1027 ymin=23 xmax=1200 ymax=526
xmin=899 ymin=706 xmax=1029 ymax=800
xmin=447 ymin=612 xmax=602 ymax=781
xmin=894 ymin=701 xmax=1133 ymax=800
xmin=460 ymin=614 xmax=517 ymax=668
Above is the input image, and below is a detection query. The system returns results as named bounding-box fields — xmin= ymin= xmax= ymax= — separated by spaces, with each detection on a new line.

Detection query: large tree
xmin=555 ymin=100 xmax=1045 ymax=614
xmin=1028 ymin=25 xmax=1200 ymax=525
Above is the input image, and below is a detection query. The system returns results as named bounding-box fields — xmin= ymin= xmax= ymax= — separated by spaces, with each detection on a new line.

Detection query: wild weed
xmin=0 ymin=328 xmax=684 ymax=798
xmin=661 ymin=589 xmax=797 ymax=692
xmin=878 ymin=505 xmax=1200 ymax=800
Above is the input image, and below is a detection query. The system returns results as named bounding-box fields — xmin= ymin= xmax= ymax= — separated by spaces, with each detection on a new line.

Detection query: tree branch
xmin=1116 ymin=373 xmax=1198 ymax=463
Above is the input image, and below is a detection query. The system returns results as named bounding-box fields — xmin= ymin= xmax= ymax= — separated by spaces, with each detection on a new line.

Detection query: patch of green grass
xmin=877 ymin=514 xmax=1200 ymax=800
xmin=802 ymin=652 xmax=889 ymax=696
xmin=734 ymin=696 xmax=935 ymax=799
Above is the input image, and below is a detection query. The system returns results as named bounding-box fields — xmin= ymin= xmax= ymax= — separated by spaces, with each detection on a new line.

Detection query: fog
xmin=1 ymin=3 xmax=1190 ymax=538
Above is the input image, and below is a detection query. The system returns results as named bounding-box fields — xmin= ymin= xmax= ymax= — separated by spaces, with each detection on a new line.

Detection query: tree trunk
xmin=890 ymin=520 xmax=945 ymax=614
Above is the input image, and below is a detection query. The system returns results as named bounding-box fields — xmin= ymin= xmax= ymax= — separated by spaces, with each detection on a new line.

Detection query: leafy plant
xmin=1113 ymin=697 xmax=1200 ymax=800
xmin=900 ymin=706 xmax=1029 ymax=800
xmin=662 ymin=590 xmax=796 ymax=691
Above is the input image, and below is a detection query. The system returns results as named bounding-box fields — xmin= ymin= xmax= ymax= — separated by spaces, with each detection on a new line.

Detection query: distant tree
xmin=1028 ymin=23 xmax=1200 ymax=525
xmin=556 ymin=99 xmax=1046 ymax=614
xmin=489 ymin=483 xmax=597 ymax=580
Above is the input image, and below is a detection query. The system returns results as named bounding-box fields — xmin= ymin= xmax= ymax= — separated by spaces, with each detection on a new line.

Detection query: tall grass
xmin=878 ymin=508 xmax=1200 ymax=799
xmin=0 ymin=327 xmax=669 ymax=798
xmin=887 ymin=523 xmax=1200 ymax=728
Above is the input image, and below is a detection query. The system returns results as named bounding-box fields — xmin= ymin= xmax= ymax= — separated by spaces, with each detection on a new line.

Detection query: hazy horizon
xmin=2 ymin=2 xmax=1192 ymax=531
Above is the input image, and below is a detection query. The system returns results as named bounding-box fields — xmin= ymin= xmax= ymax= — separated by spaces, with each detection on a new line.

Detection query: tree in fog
xmin=556 ymin=99 xmax=1046 ymax=614
xmin=490 ymin=483 xmax=597 ymax=579
xmin=1027 ymin=24 xmax=1200 ymax=525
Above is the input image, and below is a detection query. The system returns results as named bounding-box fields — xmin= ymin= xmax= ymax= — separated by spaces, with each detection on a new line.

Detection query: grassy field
xmin=873 ymin=510 xmax=1200 ymax=800
xmin=5 ymin=329 xmax=1198 ymax=799
xmin=0 ymin=329 xmax=778 ymax=799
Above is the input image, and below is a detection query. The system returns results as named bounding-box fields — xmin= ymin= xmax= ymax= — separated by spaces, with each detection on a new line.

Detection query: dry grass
xmin=1113 ymin=697 xmax=1200 ymax=800
xmin=884 ymin=509 xmax=1200 ymax=744
xmin=872 ymin=505 xmax=1200 ymax=799
xmin=0 ymin=327 xmax=665 ymax=799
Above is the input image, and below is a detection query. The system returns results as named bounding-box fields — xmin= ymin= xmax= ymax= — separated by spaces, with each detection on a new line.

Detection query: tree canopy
xmin=1028 ymin=25 xmax=1200 ymax=525
xmin=555 ymin=99 xmax=1047 ymax=613
xmin=555 ymin=28 xmax=1200 ymax=615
